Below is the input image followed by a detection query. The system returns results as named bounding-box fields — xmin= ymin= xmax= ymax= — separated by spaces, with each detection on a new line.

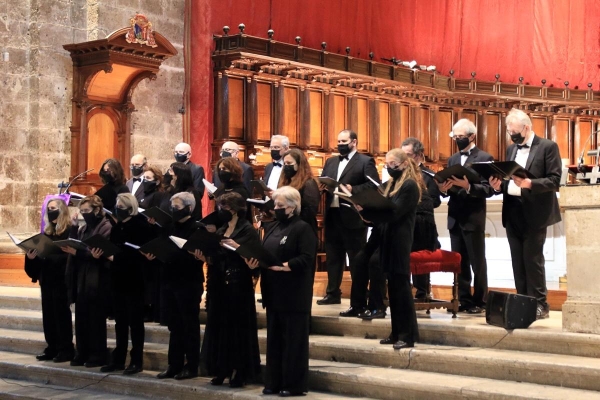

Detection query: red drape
xmin=190 ymin=0 xmax=600 ymax=211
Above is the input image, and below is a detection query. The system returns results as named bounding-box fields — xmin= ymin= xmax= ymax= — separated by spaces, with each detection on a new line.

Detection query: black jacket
xmin=95 ymin=183 xmax=129 ymax=211
xmin=126 ymin=178 xmax=145 ymax=204
xmin=212 ymin=161 xmax=254 ymax=193
xmin=188 ymin=161 xmax=206 ymax=199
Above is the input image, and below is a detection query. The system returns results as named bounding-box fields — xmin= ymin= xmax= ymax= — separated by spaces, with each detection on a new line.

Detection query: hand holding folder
xmin=433 ymin=164 xmax=481 ymax=184
xmin=469 ymin=161 xmax=537 ymax=181
xmin=7 ymin=232 xmax=61 ymax=259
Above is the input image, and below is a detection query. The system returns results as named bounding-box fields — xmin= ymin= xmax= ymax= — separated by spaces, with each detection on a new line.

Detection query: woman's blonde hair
xmin=116 ymin=193 xmax=139 ymax=215
xmin=383 ymin=148 xmax=425 ymax=199
xmin=272 ymin=186 xmax=302 ymax=215
xmin=44 ymin=198 xmax=71 ymax=236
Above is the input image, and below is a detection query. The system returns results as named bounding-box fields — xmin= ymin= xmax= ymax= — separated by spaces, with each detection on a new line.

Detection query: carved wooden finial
xmin=238 ymin=23 xmax=245 ymax=33
xmin=267 ymin=29 xmax=274 ymax=39
xmin=495 ymin=74 xmax=500 ymax=81
xmin=345 ymin=46 xmax=351 ymax=55
xmin=564 ymin=81 xmax=570 ymax=88
xmin=449 ymin=69 xmax=454 ymax=77
xmin=295 ymin=36 xmax=301 ymax=45
xmin=541 ymin=79 xmax=546 ymax=85
xmin=519 ymin=76 xmax=524 ymax=84
xmin=588 ymin=82 xmax=593 ymax=89
xmin=223 ymin=26 xmax=230 ymax=36
xmin=321 ymin=42 xmax=327 ymax=50
xmin=369 ymin=52 xmax=374 ymax=60
xmin=471 ymin=71 xmax=476 ymax=78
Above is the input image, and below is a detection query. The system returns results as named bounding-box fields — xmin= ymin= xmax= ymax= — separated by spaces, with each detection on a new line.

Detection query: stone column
xmin=560 ymin=185 xmax=600 ymax=333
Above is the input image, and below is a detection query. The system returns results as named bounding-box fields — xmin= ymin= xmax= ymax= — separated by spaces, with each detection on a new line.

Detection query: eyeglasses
xmin=506 ymin=127 xmax=527 ymax=136
xmin=452 ymin=135 xmax=470 ymax=141
xmin=174 ymin=151 xmax=189 ymax=155
xmin=222 ymin=148 xmax=236 ymax=153
xmin=269 ymin=146 xmax=282 ymax=150
xmin=383 ymin=163 xmax=401 ymax=169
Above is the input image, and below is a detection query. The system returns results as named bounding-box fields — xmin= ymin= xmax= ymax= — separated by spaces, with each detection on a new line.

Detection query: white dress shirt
xmin=131 ymin=176 xmax=142 ymax=195
xmin=507 ymin=133 xmax=535 ymax=197
xmin=331 ymin=149 xmax=357 ymax=208
xmin=267 ymin=161 xmax=283 ymax=191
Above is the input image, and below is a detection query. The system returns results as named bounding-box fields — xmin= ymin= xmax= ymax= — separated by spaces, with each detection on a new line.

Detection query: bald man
xmin=173 ymin=142 xmax=205 ymax=198
xmin=211 ymin=141 xmax=254 ymax=192
xmin=126 ymin=153 xmax=147 ymax=204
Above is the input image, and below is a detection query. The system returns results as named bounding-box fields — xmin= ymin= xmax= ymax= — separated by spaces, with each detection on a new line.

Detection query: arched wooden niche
xmin=63 ymin=21 xmax=177 ymax=194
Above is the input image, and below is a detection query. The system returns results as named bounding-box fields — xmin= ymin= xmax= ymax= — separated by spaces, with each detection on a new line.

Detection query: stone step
xmin=0 ymin=377 xmax=145 ymax=399
xmin=0 ymin=351 xmax=371 ymax=400
xmin=3 ymin=322 xmax=600 ymax=392
xmin=1 ymin=350 xmax=599 ymax=400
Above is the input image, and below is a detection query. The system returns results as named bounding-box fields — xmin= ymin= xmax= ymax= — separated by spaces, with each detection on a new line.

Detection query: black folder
xmin=141 ymin=206 xmax=172 ymax=227
xmin=247 ymin=198 xmax=275 ymax=212
xmin=54 ymin=238 xmax=91 ymax=253
xmin=82 ymin=234 xmax=121 ymax=258
xmin=318 ymin=176 xmax=339 ymax=191
xmin=7 ymin=232 xmax=61 ymax=259
xmin=337 ymin=188 xmax=397 ymax=211
xmin=227 ymin=240 xmax=281 ymax=268
xmin=139 ymin=236 xmax=181 ymax=263
xmin=181 ymin=229 xmax=223 ymax=257
xmin=250 ymin=180 xmax=272 ymax=197
xmin=433 ymin=164 xmax=481 ymax=184
xmin=469 ymin=161 xmax=537 ymax=180
xmin=200 ymin=211 xmax=221 ymax=227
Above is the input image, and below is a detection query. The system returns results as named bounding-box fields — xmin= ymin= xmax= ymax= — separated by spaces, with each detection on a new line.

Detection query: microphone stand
xmin=577 ymin=128 xmax=600 ymax=172
xmin=59 ymin=169 xmax=94 ymax=194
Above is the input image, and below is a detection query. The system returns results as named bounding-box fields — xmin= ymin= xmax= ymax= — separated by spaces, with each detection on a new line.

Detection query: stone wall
xmin=0 ymin=0 xmax=185 ymax=234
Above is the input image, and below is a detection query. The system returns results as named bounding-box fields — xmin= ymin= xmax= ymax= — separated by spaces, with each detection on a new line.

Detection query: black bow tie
xmin=273 ymin=162 xmax=282 ymax=167
xmin=460 ymin=150 xmax=470 ymax=157
xmin=517 ymin=144 xmax=530 ymax=150
xmin=339 ymin=155 xmax=349 ymax=161
xmin=133 ymin=178 xmax=142 ymax=182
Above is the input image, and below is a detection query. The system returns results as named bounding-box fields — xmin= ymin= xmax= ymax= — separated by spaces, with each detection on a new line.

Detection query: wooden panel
xmin=532 ymin=117 xmax=547 ymax=139
xmin=462 ymin=112 xmax=476 ymax=124
xmin=400 ymin=104 xmax=410 ymax=144
xmin=87 ymin=112 xmax=115 ymax=170
xmin=257 ymin=82 xmax=271 ymax=141
xmin=438 ymin=110 xmax=453 ymax=160
xmin=283 ymin=86 xmax=298 ymax=143
xmin=379 ymin=102 xmax=390 ymax=152
xmin=228 ymin=78 xmax=244 ymax=138
xmin=309 ymin=91 xmax=323 ymax=147
xmin=485 ymin=113 xmax=500 ymax=161
xmin=420 ymin=107 xmax=430 ymax=153
xmin=356 ymin=97 xmax=368 ymax=151
xmin=332 ymin=95 xmax=346 ymax=149
xmin=576 ymin=120 xmax=593 ymax=165
xmin=553 ymin=119 xmax=571 ymax=162
xmin=87 ymin=64 xmax=141 ymax=102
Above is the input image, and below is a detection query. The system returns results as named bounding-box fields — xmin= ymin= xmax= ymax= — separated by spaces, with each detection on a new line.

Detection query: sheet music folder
xmin=233 ymin=241 xmax=281 ymax=268
xmin=141 ymin=207 xmax=172 ymax=227
xmin=433 ymin=164 xmax=481 ymax=184
xmin=337 ymin=188 xmax=397 ymax=211
xmin=469 ymin=161 xmax=537 ymax=180
xmin=7 ymin=232 xmax=61 ymax=259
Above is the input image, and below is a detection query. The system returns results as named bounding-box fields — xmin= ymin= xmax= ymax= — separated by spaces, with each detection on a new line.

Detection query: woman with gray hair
xmin=244 ymin=186 xmax=317 ymax=396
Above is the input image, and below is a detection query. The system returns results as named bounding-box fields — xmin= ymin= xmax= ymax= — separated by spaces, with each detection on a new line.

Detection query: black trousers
xmin=387 ymin=273 xmax=419 ymax=344
xmin=111 ymin=288 xmax=145 ymax=366
xmin=166 ymin=282 xmax=203 ymax=372
xmin=350 ymin=249 xmax=386 ymax=310
xmin=75 ymin=290 xmax=107 ymax=364
xmin=324 ymin=209 xmax=367 ymax=297
xmin=450 ymin=226 xmax=488 ymax=308
xmin=412 ymin=273 xmax=430 ymax=299
xmin=265 ymin=309 xmax=310 ymax=394
xmin=506 ymin=217 xmax=549 ymax=309
xmin=40 ymin=280 xmax=73 ymax=356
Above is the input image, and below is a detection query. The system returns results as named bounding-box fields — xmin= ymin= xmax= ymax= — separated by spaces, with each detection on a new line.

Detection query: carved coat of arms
xmin=125 ymin=14 xmax=158 ymax=48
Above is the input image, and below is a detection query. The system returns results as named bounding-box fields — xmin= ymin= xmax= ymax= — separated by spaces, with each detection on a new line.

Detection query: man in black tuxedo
xmin=402 ymin=137 xmax=441 ymax=299
xmin=211 ymin=141 xmax=254 ymax=192
xmin=126 ymin=153 xmax=147 ymax=204
xmin=437 ymin=119 xmax=495 ymax=314
xmin=489 ymin=109 xmax=561 ymax=320
xmin=263 ymin=135 xmax=290 ymax=191
xmin=174 ymin=142 xmax=205 ymax=199
xmin=317 ymin=129 xmax=381 ymax=305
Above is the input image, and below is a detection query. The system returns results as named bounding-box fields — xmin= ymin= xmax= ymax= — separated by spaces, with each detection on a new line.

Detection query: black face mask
xmin=218 ymin=170 xmax=233 ymax=183
xmin=274 ymin=208 xmax=291 ymax=222
xmin=82 ymin=211 xmax=100 ymax=227
xmin=220 ymin=151 xmax=232 ymax=158
xmin=338 ymin=143 xmax=351 ymax=156
xmin=283 ymin=165 xmax=297 ymax=178
xmin=271 ymin=149 xmax=282 ymax=161
xmin=47 ymin=209 xmax=60 ymax=222
xmin=142 ymin=180 xmax=157 ymax=194
xmin=455 ymin=137 xmax=471 ymax=151
xmin=217 ymin=209 xmax=233 ymax=224
xmin=388 ymin=167 xmax=404 ymax=180
xmin=171 ymin=206 xmax=190 ymax=222
xmin=114 ymin=207 xmax=131 ymax=222
xmin=131 ymin=166 xmax=144 ymax=177
xmin=163 ymin=173 xmax=172 ymax=186
xmin=100 ymin=170 xmax=114 ymax=184
xmin=510 ymin=133 xmax=525 ymax=145
xmin=174 ymin=153 xmax=189 ymax=163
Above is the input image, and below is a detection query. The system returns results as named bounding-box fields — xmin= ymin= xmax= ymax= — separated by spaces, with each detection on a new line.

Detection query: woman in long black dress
xmin=24 ymin=198 xmax=74 ymax=363
xmin=95 ymin=158 xmax=129 ymax=210
xmin=62 ymin=195 xmax=112 ymax=368
xmin=101 ymin=193 xmax=154 ymax=375
xmin=245 ymin=186 xmax=317 ymax=396
xmin=198 ymin=192 xmax=261 ymax=388
xmin=278 ymin=149 xmax=320 ymax=235
xmin=360 ymin=148 xmax=422 ymax=350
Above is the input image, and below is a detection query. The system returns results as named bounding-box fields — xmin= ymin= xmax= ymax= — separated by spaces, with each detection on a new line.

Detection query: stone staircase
xmin=0 ymin=286 xmax=599 ymax=399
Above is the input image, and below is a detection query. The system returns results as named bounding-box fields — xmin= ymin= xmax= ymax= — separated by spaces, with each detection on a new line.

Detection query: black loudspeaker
xmin=485 ymin=291 xmax=537 ymax=329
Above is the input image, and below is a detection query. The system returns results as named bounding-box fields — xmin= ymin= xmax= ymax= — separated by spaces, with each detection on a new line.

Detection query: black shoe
xmin=210 ymin=376 xmax=225 ymax=386
xmin=466 ymin=306 xmax=485 ymax=314
xmin=52 ymin=352 xmax=74 ymax=363
xmin=84 ymin=361 xmax=102 ymax=368
xmin=379 ymin=337 xmax=396 ymax=345
xmin=35 ymin=352 xmax=56 ymax=361
xmin=279 ymin=390 xmax=304 ymax=397
xmin=393 ymin=340 xmax=415 ymax=350
xmin=339 ymin=306 xmax=365 ymax=317
xmin=358 ymin=309 xmax=386 ymax=319
xmin=70 ymin=357 xmax=85 ymax=367
xmin=229 ymin=375 xmax=245 ymax=388
xmin=157 ymin=366 xmax=180 ymax=379
xmin=263 ymin=388 xmax=279 ymax=395
xmin=100 ymin=363 xmax=125 ymax=372
xmin=123 ymin=364 xmax=143 ymax=375
xmin=174 ymin=368 xmax=198 ymax=380
xmin=316 ymin=294 xmax=341 ymax=305
xmin=536 ymin=306 xmax=549 ymax=320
